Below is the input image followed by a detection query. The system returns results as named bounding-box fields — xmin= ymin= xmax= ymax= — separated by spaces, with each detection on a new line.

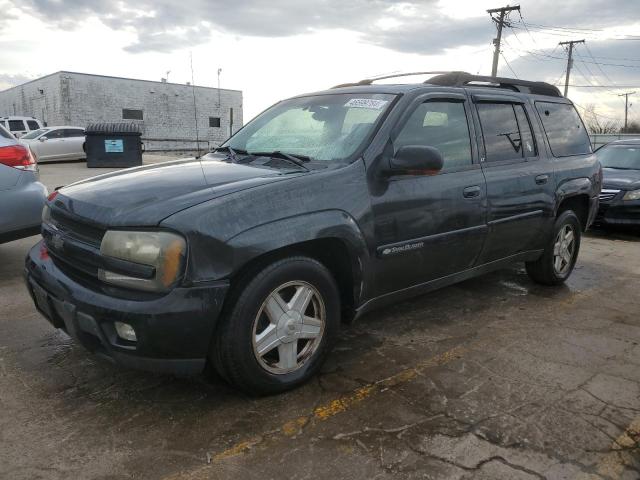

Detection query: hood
xmin=602 ymin=167 xmax=640 ymax=191
xmin=51 ymin=156 xmax=299 ymax=226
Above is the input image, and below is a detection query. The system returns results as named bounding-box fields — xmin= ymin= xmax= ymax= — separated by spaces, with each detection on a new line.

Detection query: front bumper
xmin=596 ymin=197 xmax=640 ymax=227
xmin=25 ymin=241 xmax=229 ymax=376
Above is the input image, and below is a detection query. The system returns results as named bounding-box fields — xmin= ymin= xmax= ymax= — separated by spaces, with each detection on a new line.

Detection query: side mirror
xmin=39 ymin=136 xmax=48 ymax=142
xmin=387 ymin=145 xmax=444 ymax=176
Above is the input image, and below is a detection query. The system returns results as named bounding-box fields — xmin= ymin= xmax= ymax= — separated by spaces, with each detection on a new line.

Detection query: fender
xmin=555 ymin=177 xmax=593 ymax=211
xmin=225 ymin=209 xmax=371 ymax=303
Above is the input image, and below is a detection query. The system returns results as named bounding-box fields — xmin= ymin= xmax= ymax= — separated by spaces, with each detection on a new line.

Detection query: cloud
xmin=0 ymin=73 xmax=36 ymax=91
xmin=5 ymin=0 xmax=640 ymax=56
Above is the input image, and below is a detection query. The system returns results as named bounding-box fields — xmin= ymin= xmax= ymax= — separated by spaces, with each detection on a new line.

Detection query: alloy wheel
xmin=553 ymin=224 xmax=575 ymax=275
xmin=252 ymin=281 xmax=326 ymax=374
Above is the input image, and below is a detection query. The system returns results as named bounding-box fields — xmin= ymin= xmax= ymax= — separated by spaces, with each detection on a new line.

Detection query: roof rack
xmin=426 ymin=71 xmax=562 ymax=97
xmin=332 ymin=71 xmax=455 ymax=89
xmin=332 ymin=70 xmax=562 ymax=97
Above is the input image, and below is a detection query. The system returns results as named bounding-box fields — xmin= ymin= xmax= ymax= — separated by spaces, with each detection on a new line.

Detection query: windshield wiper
xmin=249 ymin=151 xmax=311 ymax=170
xmin=212 ymin=146 xmax=248 ymax=162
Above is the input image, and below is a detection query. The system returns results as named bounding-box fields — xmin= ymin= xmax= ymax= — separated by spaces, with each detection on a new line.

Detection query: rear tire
xmin=211 ymin=256 xmax=340 ymax=395
xmin=526 ymin=210 xmax=581 ymax=286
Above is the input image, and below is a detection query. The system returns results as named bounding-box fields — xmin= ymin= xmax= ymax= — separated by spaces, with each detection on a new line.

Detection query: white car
xmin=0 ymin=116 xmax=44 ymax=138
xmin=20 ymin=126 xmax=86 ymax=163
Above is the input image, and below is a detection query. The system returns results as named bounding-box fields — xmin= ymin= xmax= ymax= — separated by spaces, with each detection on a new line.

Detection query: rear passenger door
xmin=63 ymin=129 xmax=86 ymax=159
xmin=472 ymin=95 xmax=556 ymax=264
xmin=371 ymin=93 xmax=488 ymax=295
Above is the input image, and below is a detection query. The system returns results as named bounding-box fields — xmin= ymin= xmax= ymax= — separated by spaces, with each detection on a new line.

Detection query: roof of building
xmin=0 ymin=71 xmax=241 ymax=94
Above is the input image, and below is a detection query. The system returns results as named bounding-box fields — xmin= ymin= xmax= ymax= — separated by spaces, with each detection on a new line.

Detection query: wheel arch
xmin=224 ymin=210 xmax=371 ymax=321
xmin=555 ymin=178 xmax=593 ymax=231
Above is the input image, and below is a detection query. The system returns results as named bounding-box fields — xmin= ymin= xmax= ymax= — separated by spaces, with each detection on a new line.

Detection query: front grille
xmin=599 ymin=189 xmax=620 ymax=202
xmin=44 ymin=208 xmax=106 ymax=281
xmin=50 ymin=209 xmax=105 ymax=246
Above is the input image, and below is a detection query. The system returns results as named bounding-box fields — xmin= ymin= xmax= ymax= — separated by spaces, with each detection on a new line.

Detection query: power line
xmin=573 ymin=102 xmax=621 ymax=122
xmin=500 ymin=52 xmax=519 ymax=78
xmin=518 ymin=21 xmax=602 ymax=33
xmin=516 ymin=10 xmax=540 ymax=47
xmin=500 ymin=43 xmax=640 ymax=69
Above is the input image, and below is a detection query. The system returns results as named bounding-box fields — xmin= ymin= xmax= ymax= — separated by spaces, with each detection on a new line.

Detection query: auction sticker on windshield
xmin=345 ymin=98 xmax=389 ymax=110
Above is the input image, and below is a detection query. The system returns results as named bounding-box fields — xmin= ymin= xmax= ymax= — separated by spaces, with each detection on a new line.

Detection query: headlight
xmin=98 ymin=230 xmax=186 ymax=292
xmin=623 ymin=189 xmax=640 ymax=201
xmin=42 ymin=204 xmax=51 ymax=224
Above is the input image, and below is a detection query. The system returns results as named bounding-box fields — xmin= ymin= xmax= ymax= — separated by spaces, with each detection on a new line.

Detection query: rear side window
xmin=535 ymin=102 xmax=592 ymax=157
xmin=395 ymin=100 xmax=473 ymax=170
xmin=64 ymin=129 xmax=85 ymax=138
xmin=27 ymin=120 xmax=40 ymax=130
xmin=46 ymin=129 xmax=64 ymax=139
xmin=8 ymin=120 xmax=25 ymax=132
xmin=477 ymin=103 xmax=534 ymax=162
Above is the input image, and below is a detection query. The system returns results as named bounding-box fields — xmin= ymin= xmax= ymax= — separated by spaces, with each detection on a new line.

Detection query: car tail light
xmin=0 ymin=144 xmax=37 ymax=171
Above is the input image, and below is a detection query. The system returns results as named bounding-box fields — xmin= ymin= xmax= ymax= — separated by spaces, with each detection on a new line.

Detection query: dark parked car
xmin=25 ymin=72 xmax=601 ymax=394
xmin=595 ymin=138 xmax=640 ymax=227
xmin=0 ymin=124 xmax=48 ymax=244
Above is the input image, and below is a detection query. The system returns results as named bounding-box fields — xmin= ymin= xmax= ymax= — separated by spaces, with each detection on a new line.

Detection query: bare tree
xmin=583 ymin=103 xmax=621 ymax=134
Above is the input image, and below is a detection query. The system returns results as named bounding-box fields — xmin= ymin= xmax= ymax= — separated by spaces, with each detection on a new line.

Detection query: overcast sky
xmin=1 ymin=0 xmax=639 ymax=125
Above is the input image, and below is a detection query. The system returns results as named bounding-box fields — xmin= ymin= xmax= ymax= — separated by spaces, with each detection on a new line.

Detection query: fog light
xmin=115 ymin=321 xmax=137 ymax=342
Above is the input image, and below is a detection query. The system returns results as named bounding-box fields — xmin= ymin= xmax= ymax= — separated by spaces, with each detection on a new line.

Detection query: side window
xmin=514 ymin=105 xmax=536 ymax=158
xmin=477 ymin=103 xmax=530 ymax=162
xmin=46 ymin=129 xmax=64 ymax=139
xmin=395 ymin=100 xmax=473 ymax=170
xmin=8 ymin=120 xmax=25 ymax=132
xmin=27 ymin=120 xmax=40 ymax=130
xmin=535 ymin=102 xmax=592 ymax=157
xmin=63 ymin=129 xmax=84 ymax=138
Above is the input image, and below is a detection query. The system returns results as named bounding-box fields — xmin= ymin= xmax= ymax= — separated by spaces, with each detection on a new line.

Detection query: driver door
xmin=38 ymin=129 xmax=67 ymax=161
xmin=370 ymin=93 xmax=488 ymax=296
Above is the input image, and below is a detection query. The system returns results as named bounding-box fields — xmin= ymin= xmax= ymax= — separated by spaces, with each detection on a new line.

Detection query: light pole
xmin=217 ymin=68 xmax=222 ymax=106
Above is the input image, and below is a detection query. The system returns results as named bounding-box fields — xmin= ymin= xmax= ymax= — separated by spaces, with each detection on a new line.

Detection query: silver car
xmin=0 ymin=124 xmax=48 ymax=243
xmin=20 ymin=126 xmax=86 ymax=163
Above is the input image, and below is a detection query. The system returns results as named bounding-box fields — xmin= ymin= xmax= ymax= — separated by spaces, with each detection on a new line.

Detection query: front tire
xmin=212 ymin=256 xmax=340 ymax=395
xmin=526 ymin=210 xmax=581 ymax=286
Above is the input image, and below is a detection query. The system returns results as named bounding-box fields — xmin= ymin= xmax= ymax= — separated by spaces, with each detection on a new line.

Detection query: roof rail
xmin=425 ymin=71 xmax=562 ymax=97
xmin=332 ymin=71 xmax=456 ymax=89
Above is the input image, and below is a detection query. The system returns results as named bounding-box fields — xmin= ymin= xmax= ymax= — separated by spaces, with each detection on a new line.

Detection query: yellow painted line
xmin=573 ymin=416 xmax=640 ymax=480
xmin=163 ymin=343 xmax=471 ymax=480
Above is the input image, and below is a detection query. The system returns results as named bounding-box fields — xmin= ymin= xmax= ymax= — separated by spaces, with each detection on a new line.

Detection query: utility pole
xmin=619 ymin=92 xmax=635 ymax=132
xmin=487 ymin=5 xmax=520 ymax=78
xmin=559 ymin=39 xmax=585 ymax=98
xmin=217 ymin=68 xmax=222 ymax=106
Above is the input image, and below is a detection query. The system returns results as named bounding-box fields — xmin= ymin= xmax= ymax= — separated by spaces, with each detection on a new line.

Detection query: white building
xmin=0 ymin=71 xmax=243 ymax=152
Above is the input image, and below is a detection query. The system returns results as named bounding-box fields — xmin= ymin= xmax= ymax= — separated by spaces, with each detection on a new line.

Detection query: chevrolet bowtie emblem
xmin=51 ymin=233 xmax=64 ymax=251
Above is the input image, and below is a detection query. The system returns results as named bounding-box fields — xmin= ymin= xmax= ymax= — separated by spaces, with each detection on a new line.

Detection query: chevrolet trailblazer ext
xmin=26 ymin=72 xmax=601 ymax=395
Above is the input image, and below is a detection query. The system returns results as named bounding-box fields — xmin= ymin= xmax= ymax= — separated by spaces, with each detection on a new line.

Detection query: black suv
xmin=25 ymin=72 xmax=601 ymax=395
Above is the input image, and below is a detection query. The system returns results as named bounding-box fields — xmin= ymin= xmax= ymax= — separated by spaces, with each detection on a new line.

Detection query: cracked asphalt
xmin=2 ymin=160 xmax=640 ymax=479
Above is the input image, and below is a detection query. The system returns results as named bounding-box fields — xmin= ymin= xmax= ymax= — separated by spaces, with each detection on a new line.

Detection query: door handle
xmin=535 ymin=174 xmax=549 ymax=185
xmin=463 ymin=185 xmax=481 ymax=198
